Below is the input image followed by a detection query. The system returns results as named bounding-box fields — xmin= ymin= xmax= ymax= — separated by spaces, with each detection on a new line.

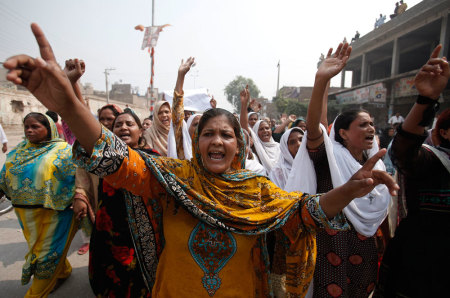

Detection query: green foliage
xmin=224 ymin=76 xmax=260 ymax=112
xmin=275 ymin=97 xmax=309 ymax=117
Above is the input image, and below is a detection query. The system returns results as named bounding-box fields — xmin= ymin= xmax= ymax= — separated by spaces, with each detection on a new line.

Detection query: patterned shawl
xmin=144 ymin=101 xmax=170 ymax=156
xmin=0 ymin=114 xmax=76 ymax=210
xmin=122 ymin=123 xmax=344 ymax=297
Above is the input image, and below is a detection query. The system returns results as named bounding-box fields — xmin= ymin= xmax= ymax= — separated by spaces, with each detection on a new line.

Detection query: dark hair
xmin=98 ymin=105 xmax=121 ymax=118
xmin=197 ymin=108 xmax=244 ymax=149
xmin=23 ymin=112 xmax=52 ymax=140
xmin=143 ymin=117 xmax=152 ymax=122
xmin=334 ymin=109 xmax=370 ymax=146
xmin=45 ymin=110 xmax=59 ymax=123
xmin=435 ymin=108 xmax=450 ymax=143
xmin=113 ymin=110 xmax=147 ymax=149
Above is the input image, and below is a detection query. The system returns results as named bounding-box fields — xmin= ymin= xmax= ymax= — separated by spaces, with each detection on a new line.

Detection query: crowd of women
xmin=0 ymin=23 xmax=449 ymax=298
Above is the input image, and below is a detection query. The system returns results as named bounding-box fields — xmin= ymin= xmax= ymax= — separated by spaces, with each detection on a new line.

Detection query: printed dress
xmin=73 ymin=127 xmax=349 ymax=297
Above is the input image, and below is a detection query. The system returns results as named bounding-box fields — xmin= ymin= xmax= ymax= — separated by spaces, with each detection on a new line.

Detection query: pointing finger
xmin=361 ymin=149 xmax=386 ymax=172
xmin=31 ymin=23 xmax=56 ymax=62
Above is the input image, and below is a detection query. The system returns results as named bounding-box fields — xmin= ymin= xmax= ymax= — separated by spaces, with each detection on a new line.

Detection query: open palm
xmin=317 ymin=43 xmax=352 ymax=80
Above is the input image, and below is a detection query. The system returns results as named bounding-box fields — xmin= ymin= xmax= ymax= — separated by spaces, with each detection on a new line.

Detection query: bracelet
xmin=307 ymin=130 xmax=323 ymax=141
xmin=417 ymin=95 xmax=440 ymax=127
xmin=416 ymin=94 xmax=438 ymax=105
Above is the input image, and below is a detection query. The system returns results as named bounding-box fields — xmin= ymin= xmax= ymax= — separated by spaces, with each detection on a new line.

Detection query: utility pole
xmin=150 ymin=0 xmax=155 ymax=113
xmin=104 ymin=68 xmax=115 ymax=104
xmin=276 ymin=60 xmax=280 ymax=97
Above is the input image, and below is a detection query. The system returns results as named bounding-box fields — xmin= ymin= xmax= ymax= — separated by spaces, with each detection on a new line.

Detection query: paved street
xmin=0 ymin=126 xmax=92 ymax=297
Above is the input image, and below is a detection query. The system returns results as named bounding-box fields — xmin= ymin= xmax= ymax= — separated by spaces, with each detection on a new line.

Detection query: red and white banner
xmin=141 ymin=25 xmax=170 ymax=50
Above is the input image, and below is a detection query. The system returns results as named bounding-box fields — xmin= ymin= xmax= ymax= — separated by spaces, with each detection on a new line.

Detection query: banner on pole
xmin=141 ymin=25 xmax=170 ymax=50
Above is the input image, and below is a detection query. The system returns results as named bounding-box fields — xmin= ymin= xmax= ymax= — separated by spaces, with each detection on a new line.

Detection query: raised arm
xmin=307 ymin=43 xmax=351 ymax=149
xmin=239 ymin=85 xmax=251 ymax=133
xmin=4 ymin=23 xmax=100 ymax=153
xmin=173 ymin=57 xmax=195 ymax=159
xmin=64 ymin=58 xmax=86 ymax=105
xmin=402 ymin=45 xmax=449 ymax=135
xmin=273 ymin=114 xmax=296 ymax=133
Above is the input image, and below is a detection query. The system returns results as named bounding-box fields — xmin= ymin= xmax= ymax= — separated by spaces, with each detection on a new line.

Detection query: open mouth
xmin=119 ymin=133 xmax=131 ymax=140
xmin=208 ymin=151 xmax=225 ymax=160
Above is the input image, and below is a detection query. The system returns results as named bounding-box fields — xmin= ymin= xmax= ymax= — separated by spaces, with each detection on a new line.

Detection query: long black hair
xmin=113 ymin=109 xmax=147 ymax=149
xmin=333 ymin=109 xmax=370 ymax=147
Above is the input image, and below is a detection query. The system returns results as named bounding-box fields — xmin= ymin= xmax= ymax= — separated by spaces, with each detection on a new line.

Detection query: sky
xmin=0 ymin=0 xmax=422 ymax=112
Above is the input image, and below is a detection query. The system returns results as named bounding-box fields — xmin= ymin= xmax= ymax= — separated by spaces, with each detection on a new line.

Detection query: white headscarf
xmin=269 ymin=127 xmax=304 ymax=189
xmin=242 ymin=129 xmax=267 ymax=176
xmin=247 ymin=112 xmax=259 ymax=128
xmin=168 ymin=113 xmax=202 ymax=160
xmin=286 ymin=121 xmax=390 ymax=237
xmin=249 ymin=120 xmax=280 ymax=173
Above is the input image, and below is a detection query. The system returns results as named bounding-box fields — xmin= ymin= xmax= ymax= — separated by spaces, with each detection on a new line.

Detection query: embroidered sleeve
xmin=73 ymin=126 xmax=159 ymax=198
xmin=173 ymin=91 xmax=185 ymax=160
xmin=73 ymin=126 xmax=128 ymax=177
xmin=303 ymin=194 xmax=348 ymax=231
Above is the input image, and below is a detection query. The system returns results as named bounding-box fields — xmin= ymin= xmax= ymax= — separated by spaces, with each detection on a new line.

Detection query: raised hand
xmin=316 ymin=43 xmax=352 ymax=80
xmin=288 ymin=114 xmax=296 ymax=123
xmin=178 ymin=57 xmax=195 ymax=77
xmin=3 ymin=23 xmax=77 ymax=114
xmin=64 ymin=58 xmax=85 ymax=84
xmin=249 ymin=98 xmax=262 ymax=113
xmin=348 ymin=149 xmax=399 ymax=197
xmin=210 ymin=96 xmax=217 ymax=109
xmin=415 ymin=45 xmax=450 ymax=99
xmin=240 ymin=84 xmax=250 ymax=105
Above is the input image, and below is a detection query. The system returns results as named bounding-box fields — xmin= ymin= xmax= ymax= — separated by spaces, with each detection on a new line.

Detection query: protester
xmin=74 ymin=109 xmax=159 ymax=297
xmin=290 ymin=117 xmax=307 ymax=131
xmin=272 ymin=114 xmax=297 ymax=142
xmin=379 ymin=127 xmax=395 ymax=149
xmin=45 ymin=110 xmax=64 ymax=138
xmin=143 ymin=100 xmax=171 ymax=156
xmin=142 ymin=117 xmax=153 ymax=130
xmin=73 ymin=103 xmax=123 ymax=255
xmin=269 ymin=127 xmax=304 ymax=189
xmin=376 ymin=45 xmax=450 ymax=298
xmin=61 ymin=58 xmax=86 ymax=145
xmin=286 ymin=42 xmax=391 ymax=297
xmin=248 ymin=111 xmax=259 ymax=128
xmin=243 ymin=129 xmax=267 ymax=175
xmin=168 ymin=57 xmax=202 ymax=160
xmin=0 ymin=112 xmax=77 ymax=297
xmin=241 ymin=86 xmax=281 ymax=173
xmin=0 ymin=123 xmax=7 ymax=153
xmin=3 ymin=23 xmax=398 ymax=297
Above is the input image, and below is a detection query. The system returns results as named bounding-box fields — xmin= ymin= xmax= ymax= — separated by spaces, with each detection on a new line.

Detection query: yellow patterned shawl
xmin=74 ymin=124 xmax=347 ymax=296
xmin=0 ymin=114 xmax=76 ymax=210
xmin=136 ymin=124 xmax=335 ymax=296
